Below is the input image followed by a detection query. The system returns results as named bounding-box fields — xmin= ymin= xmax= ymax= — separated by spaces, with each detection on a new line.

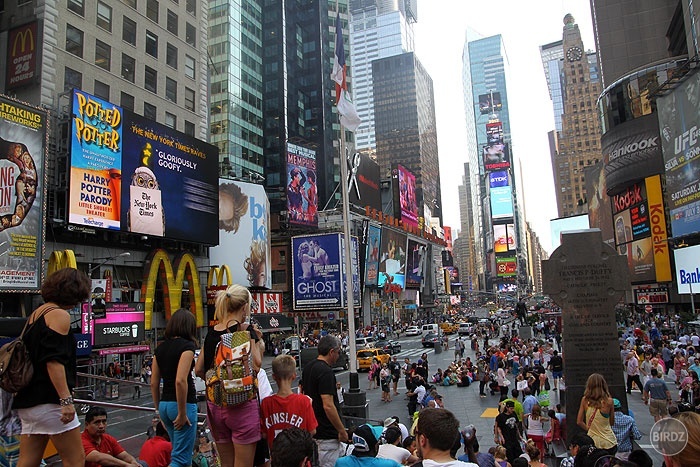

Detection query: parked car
xmin=375 ymin=339 xmax=401 ymax=355
xmin=421 ymin=332 xmax=440 ymax=347
xmin=405 ymin=326 xmax=421 ymax=336
xmin=357 ymin=348 xmax=390 ymax=371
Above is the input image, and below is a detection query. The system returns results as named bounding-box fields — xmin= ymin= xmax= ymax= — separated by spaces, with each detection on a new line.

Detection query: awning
xmin=252 ymin=313 xmax=294 ymax=332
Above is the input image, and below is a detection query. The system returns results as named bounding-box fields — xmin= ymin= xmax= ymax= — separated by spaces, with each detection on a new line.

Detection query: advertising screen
xmin=658 ymin=71 xmax=700 ymax=237
xmin=674 ymin=244 xmax=700 ymax=294
xmin=69 ymin=89 xmax=219 ymax=244
xmin=286 ymin=142 xmax=317 ymax=227
xmin=611 ymin=180 xmax=656 ymax=283
xmin=489 ymin=171 xmax=509 ymax=188
xmin=364 ymin=224 xmax=381 ymax=286
xmin=378 ymin=227 xmax=407 ymax=288
xmin=479 ymin=92 xmax=502 ymax=114
xmin=584 ymin=162 xmax=615 ymax=246
xmin=550 ymin=214 xmax=590 ymax=250
xmin=496 ymin=257 xmax=517 ymax=277
xmin=209 ymin=179 xmax=271 ymax=288
xmin=493 ymin=224 xmax=509 ymax=253
xmin=405 ymin=239 xmax=426 ymax=288
xmin=348 ymin=152 xmax=382 ymax=212
xmin=92 ymin=302 xmax=145 ymax=346
xmin=490 ymin=185 xmax=513 ymax=219
xmin=291 ymin=233 xmax=359 ymax=309
xmin=393 ymin=164 xmax=418 ymax=228
xmin=483 ymin=143 xmax=510 ymax=171
xmin=0 ymin=95 xmax=47 ymax=291
xmin=497 ymin=282 xmax=518 ymax=293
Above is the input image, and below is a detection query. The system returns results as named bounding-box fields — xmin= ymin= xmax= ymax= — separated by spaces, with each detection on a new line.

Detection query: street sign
xmin=328 ymin=311 xmax=335 ymax=321
xmin=645 ymin=305 xmax=653 ymax=313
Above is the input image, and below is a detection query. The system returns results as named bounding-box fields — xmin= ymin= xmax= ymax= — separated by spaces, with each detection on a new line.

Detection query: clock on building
xmin=566 ymin=46 xmax=583 ymax=62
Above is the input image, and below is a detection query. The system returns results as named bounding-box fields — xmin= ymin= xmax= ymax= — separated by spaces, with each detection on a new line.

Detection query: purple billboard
xmin=286 ymin=142 xmax=318 ymax=227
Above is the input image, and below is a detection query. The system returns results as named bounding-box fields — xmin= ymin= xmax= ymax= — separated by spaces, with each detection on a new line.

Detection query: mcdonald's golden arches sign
xmin=6 ymin=22 xmax=38 ymax=90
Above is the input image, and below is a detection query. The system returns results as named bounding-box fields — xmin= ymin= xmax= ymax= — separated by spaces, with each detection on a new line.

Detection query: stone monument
xmin=542 ymin=230 xmax=629 ymax=442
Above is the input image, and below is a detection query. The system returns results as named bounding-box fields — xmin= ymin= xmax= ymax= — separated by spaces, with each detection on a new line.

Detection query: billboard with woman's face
xmin=378 ymin=227 xmax=407 ymax=288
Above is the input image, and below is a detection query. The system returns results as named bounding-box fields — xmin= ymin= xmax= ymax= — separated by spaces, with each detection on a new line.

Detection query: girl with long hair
xmin=576 ymin=373 xmax=617 ymax=454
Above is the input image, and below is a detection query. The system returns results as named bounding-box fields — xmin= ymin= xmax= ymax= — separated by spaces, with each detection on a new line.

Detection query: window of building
xmin=68 ymin=0 xmax=84 ymax=16
xmin=95 ymin=40 xmax=111 ymax=70
xmin=165 ymin=77 xmax=177 ymax=102
xmin=64 ymin=67 xmax=82 ymax=92
xmin=184 ymin=121 xmax=195 ymax=136
xmin=146 ymin=31 xmax=158 ymax=58
xmin=65 ymin=24 xmax=84 ymax=57
xmin=94 ymin=80 xmax=109 ymax=100
xmin=186 ymin=0 xmax=196 ymax=15
xmin=143 ymin=102 xmax=157 ymax=120
xmin=184 ymin=55 xmax=195 ymax=79
xmin=166 ymin=43 xmax=178 ymax=69
xmin=167 ymin=9 xmax=178 ymax=35
xmin=96 ymin=2 xmax=112 ymax=32
xmin=121 ymin=92 xmax=135 ymax=111
xmin=146 ymin=0 xmax=159 ymax=22
xmin=185 ymin=22 xmax=196 ymax=46
xmin=121 ymin=53 xmax=135 ymax=82
xmin=184 ymin=87 xmax=195 ymax=111
xmin=144 ymin=66 xmax=157 ymax=93
xmin=123 ymin=0 xmax=137 ymax=8
xmin=122 ymin=17 xmax=136 ymax=46
xmin=164 ymin=112 xmax=176 ymax=129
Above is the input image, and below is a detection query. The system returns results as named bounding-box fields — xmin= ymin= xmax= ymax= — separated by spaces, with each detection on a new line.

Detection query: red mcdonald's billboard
xmin=6 ymin=22 xmax=38 ymax=90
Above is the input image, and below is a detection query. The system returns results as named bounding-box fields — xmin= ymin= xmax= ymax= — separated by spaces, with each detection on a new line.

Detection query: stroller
xmin=488 ymin=372 xmax=499 ymax=395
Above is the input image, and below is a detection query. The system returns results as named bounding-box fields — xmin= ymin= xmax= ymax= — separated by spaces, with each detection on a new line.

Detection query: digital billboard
xmin=405 ymin=239 xmax=426 ymax=289
xmin=489 ymin=171 xmax=509 ymax=188
xmin=494 ymin=224 xmax=515 ymax=253
xmin=478 ymin=92 xmax=502 ymax=114
xmin=550 ymin=214 xmax=590 ymax=250
xmin=68 ymin=89 xmax=219 ymax=244
xmin=209 ymin=179 xmax=271 ymax=288
xmin=286 ymin=142 xmax=317 ymax=227
xmin=584 ymin=162 xmax=615 ymax=246
xmin=674 ymin=244 xmax=700 ymax=294
xmin=291 ymin=233 xmax=359 ymax=309
xmin=612 ymin=180 xmax=656 ymax=283
xmin=377 ymin=227 xmax=407 ymax=288
xmin=392 ymin=164 xmax=418 ymax=228
xmin=658 ymin=71 xmax=700 ymax=237
xmin=348 ymin=152 xmax=382 ymax=212
xmin=496 ymin=257 xmax=517 ymax=277
xmin=92 ymin=302 xmax=145 ymax=346
xmin=490 ymin=185 xmax=513 ymax=219
xmin=364 ymin=224 xmax=381 ymax=286
xmin=497 ymin=282 xmax=518 ymax=292
xmin=483 ymin=122 xmax=510 ymax=172
xmin=0 ymin=94 xmax=47 ymax=291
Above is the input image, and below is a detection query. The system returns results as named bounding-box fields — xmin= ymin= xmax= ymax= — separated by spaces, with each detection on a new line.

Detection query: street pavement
xmin=99 ymin=332 xmax=665 ymax=466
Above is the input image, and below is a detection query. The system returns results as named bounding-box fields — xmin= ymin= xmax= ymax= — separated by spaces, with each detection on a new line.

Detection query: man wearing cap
xmin=611 ymin=398 xmax=641 ymax=460
xmin=558 ymin=433 xmax=594 ymax=467
xmin=642 ymin=368 xmax=672 ymax=422
xmin=414 ymin=408 xmax=477 ymax=467
xmin=495 ymin=401 xmax=523 ymax=463
xmin=335 ymin=424 xmax=401 ymax=467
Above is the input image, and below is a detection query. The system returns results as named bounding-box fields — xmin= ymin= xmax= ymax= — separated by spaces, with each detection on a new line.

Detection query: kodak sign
xmin=6 ymin=22 xmax=38 ymax=90
xmin=646 ymin=175 xmax=672 ymax=282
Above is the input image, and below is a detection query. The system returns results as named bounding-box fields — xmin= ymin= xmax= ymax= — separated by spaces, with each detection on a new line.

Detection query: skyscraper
xmin=349 ymin=0 xmax=417 ymax=155
xmin=372 ymin=51 xmax=442 ymax=224
xmin=548 ymin=15 xmax=603 ymax=218
xmin=539 ymin=40 xmax=565 ymax=133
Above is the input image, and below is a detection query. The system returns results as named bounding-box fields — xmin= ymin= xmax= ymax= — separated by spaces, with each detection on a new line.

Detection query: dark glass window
xmin=121 ymin=53 xmax=135 ymax=82
xmin=121 ymin=92 xmax=135 ymax=111
xmin=165 ymin=112 xmax=176 ymax=129
xmin=146 ymin=0 xmax=159 ymax=22
xmin=68 ymin=0 xmax=84 ymax=16
xmin=64 ymin=67 xmax=82 ymax=92
xmin=167 ymin=10 xmax=178 ymax=35
xmin=146 ymin=31 xmax=158 ymax=58
xmin=184 ymin=121 xmax=195 ymax=136
xmin=186 ymin=0 xmax=195 ymax=15
xmin=95 ymin=39 xmax=111 ymax=70
xmin=122 ymin=17 xmax=136 ymax=46
xmin=185 ymin=55 xmax=195 ymax=79
xmin=65 ymin=24 xmax=84 ymax=57
xmin=144 ymin=66 xmax=157 ymax=93
xmin=185 ymin=22 xmax=196 ymax=46
xmin=94 ymin=80 xmax=110 ymax=100
xmin=165 ymin=77 xmax=177 ymax=102
xmin=184 ymin=87 xmax=195 ymax=111
xmin=96 ymin=2 xmax=112 ymax=32
xmin=123 ymin=0 xmax=137 ymax=8
xmin=166 ymin=43 xmax=178 ymax=69
xmin=143 ymin=102 xmax=157 ymax=120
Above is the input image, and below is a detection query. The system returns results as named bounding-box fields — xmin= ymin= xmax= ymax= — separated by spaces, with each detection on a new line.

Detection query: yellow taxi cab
xmin=440 ymin=322 xmax=458 ymax=334
xmin=356 ymin=348 xmax=390 ymax=371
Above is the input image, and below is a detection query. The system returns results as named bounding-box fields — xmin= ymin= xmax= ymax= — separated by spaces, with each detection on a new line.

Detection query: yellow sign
xmin=207 ymin=265 xmax=232 ymax=287
xmin=47 ymin=250 xmax=77 ymax=275
xmin=141 ymin=249 xmax=204 ymax=328
xmin=12 ymin=27 xmax=34 ymax=56
xmin=646 ymin=175 xmax=672 ymax=282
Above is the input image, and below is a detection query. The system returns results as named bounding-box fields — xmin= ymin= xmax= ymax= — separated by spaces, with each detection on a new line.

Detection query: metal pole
xmin=339 ymin=127 xmax=359 ymax=386
xmin=691 ymin=281 xmax=696 ymax=316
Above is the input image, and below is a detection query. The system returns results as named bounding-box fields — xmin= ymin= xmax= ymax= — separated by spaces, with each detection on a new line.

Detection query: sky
xmin=412 ymin=0 xmax=596 ymax=253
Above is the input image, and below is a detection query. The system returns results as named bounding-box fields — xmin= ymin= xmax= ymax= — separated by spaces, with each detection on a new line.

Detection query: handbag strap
xmin=20 ymin=306 xmax=59 ymax=339
xmin=587 ymin=407 xmax=598 ymax=428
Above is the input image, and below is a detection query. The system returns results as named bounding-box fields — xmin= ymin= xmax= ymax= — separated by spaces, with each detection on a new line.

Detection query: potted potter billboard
xmin=0 ymin=94 xmax=47 ymax=291
xmin=209 ymin=178 xmax=271 ymax=288
xmin=292 ymin=233 xmax=360 ymax=310
xmin=67 ymin=89 xmax=219 ymax=244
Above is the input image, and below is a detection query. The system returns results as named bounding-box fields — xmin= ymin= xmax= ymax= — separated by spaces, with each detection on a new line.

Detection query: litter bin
xmin=434 ymin=343 xmax=442 ymax=354
xmin=105 ymin=381 xmax=119 ymax=400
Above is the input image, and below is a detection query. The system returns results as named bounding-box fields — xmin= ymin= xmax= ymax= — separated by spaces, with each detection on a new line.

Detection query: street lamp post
xmin=88 ymin=252 xmax=131 ymax=278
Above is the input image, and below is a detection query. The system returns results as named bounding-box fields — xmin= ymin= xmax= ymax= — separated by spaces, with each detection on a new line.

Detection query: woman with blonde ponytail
xmin=195 ymin=284 xmax=263 ymax=467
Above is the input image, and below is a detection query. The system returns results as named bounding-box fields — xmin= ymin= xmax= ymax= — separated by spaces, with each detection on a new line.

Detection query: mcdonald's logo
xmin=48 ymin=250 xmax=78 ymax=276
xmin=141 ymin=249 xmax=204 ymax=329
xmin=12 ymin=26 xmax=35 ymax=56
xmin=207 ymin=265 xmax=232 ymax=287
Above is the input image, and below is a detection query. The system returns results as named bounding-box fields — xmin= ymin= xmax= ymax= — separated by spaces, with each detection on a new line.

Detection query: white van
xmin=421 ymin=324 xmax=439 ymax=336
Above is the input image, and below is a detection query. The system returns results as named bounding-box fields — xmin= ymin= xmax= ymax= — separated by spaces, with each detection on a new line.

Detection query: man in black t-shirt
xmin=388 ymin=356 xmax=401 ymax=396
xmin=301 ymin=335 xmax=347 ymax=467
xmin=548 ymin=350 xmax=563 ymax=390
xmin=495 ymin=401 xmax=523 ymax=463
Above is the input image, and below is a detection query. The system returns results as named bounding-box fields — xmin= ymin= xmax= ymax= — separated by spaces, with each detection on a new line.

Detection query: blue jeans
xmin=158 ymin=401 xmax=198 ymax=467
